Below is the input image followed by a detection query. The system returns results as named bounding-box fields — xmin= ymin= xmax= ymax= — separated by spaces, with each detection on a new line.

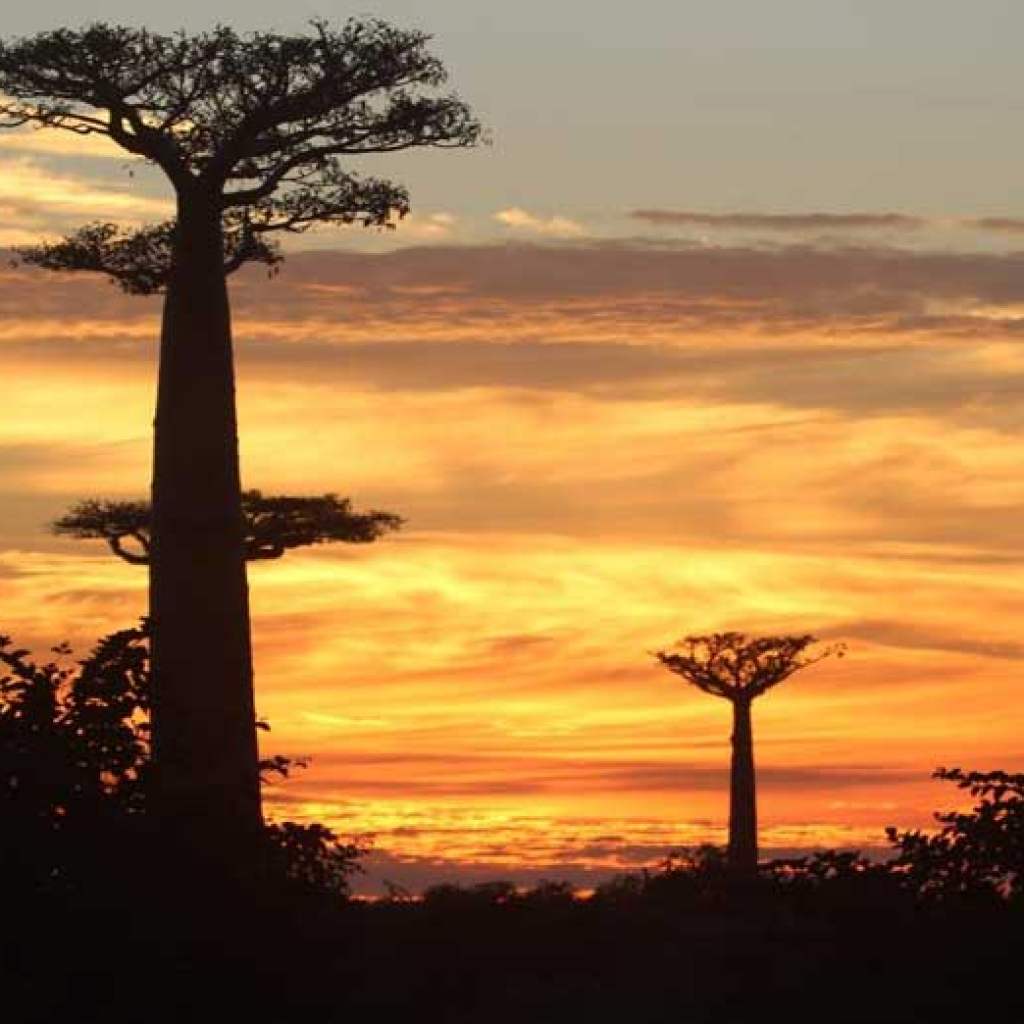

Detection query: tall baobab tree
xmin=0 ymin=21 xmax=482 ymax=870
xmin=655 ymin=632 xmax=843 ymax=877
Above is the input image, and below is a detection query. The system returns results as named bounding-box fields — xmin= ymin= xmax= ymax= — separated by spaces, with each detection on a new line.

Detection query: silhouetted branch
xmin=655 ymin=631 xmax=845 ymax=702
xmin=15 ymin=214 xmax=282 ymax=295
xmin=52 ymin=491 xmax=403 ymax=564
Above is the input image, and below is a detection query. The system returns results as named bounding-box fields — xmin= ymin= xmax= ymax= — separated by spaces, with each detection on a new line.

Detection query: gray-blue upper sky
xmin=4 ymin=2 xmax=1023 ymax=232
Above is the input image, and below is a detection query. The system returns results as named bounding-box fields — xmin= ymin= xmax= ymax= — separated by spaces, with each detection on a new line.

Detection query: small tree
xmin=53 ymin=491 xmax=402 ymax=565
xmin=0 ymin=20 xmax=482 ymax=867
xmin=654 ymin=632 xmax=843 ymax=877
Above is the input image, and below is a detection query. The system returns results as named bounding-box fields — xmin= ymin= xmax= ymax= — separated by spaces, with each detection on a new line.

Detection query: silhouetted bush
xmin=886 ymin=767 xmax=1024 ymax=905
xmin=0 ymin=621 xmax=363 ymax=907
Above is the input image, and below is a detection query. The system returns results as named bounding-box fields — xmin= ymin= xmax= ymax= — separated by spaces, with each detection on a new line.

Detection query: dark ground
xmin=5 ymin=880 xmax=1022 ymax=1024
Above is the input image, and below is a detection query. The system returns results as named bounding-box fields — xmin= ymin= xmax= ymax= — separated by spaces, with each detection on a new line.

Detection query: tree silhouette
xmin=0 ymin=21 xmax=482 ymax=867
xmin=53 ymin=491 xmax=402 ymax=565
xmin=0 ymin=622 xmax=364 ymax=903
xmin=654 ymin=632 xmax=843 ymax=876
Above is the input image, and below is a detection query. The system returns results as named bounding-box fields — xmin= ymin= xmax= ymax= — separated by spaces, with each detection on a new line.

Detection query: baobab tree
xmin=53 ymin=491 xmax=402 ymax=565
xmin=0 ymin=21 xmax=482 ymax=871
xmin=655 ymin=632 xmax=844 ymax=877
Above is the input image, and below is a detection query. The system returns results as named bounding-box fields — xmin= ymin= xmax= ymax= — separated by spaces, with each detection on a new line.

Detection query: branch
xmin=52 ymin=491 xmax=403 ymax=564
xmin=108 ymin=535 xmax=150 ymax=565
xmin=654 ymin=633 xmax=845 ymax=702
xmin=15 ymin=215 xmax=281 ymax=295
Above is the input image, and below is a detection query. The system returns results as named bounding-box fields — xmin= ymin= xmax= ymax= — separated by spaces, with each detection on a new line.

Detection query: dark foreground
xmin=5 ymin=874 xmax=1022 ymax=1024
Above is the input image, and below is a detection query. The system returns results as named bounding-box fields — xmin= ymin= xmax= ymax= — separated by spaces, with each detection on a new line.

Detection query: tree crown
xmin=52 ymin=490 xmax=403 ymax=564
xmin=0 ymin=19 xmax=484 ymax=292
xmin=654 ymin=631 xmax=845 ymax=702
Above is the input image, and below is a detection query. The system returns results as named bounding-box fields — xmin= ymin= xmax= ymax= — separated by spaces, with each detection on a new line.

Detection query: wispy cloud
xmin=392 ymin=211 xmax=458 ymax=239
xmin=630 ymin=209 xmax=926 ymax=230
xmin=0 ymin=125 xmax=125 ymax=160
xmin=630 ymin=208 xmax=1024 ymax=236
xmin=968 ymin=216 xmax=1024 ymax=233
xmin=494 ymin=206 xmax=585 ymax=237
xmin=0 ymin=157 xmax=170 ymax=245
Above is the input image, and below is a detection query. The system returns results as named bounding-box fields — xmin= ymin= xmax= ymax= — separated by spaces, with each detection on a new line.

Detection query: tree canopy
xmin=52 ymin=491 xmax=403 ymax=565
xmin=655 ymin=632 xmax=845 ymax=702
xmin=0 ymin=20 xmax=484 ymax=291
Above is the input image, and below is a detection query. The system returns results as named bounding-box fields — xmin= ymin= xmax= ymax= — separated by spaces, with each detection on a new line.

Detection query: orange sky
xmin=2 ymin=234 xmax=1022 ymax=892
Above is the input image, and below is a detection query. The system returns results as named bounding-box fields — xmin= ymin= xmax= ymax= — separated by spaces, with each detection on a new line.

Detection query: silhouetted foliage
xmin=423 ymin=879 xmax=519 ymax=909
xmin=53 ymin=491 xmax=403 ymax=565
xmin=654 ymin=632 xmax=844 ymax=875
xmin=0 ymin=622 xmax=362 ymax=902
xmin=654 ymin=632 xmax=843 ymax=700
xmin=2 ymin=21 xmax=485 ymax=293
xmin=14 ymin=216 xmax=280 ymax=295
xmin=264 ymin=821 xmax=366 ymax=901
xmin=886 ymin=767 xmax=1024 ymax=904
xmin=0 ymin=625 xmax=148 ymax=893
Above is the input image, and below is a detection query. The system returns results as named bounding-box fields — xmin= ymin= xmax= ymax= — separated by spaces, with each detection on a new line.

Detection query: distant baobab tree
xmin=0 ymin=20 xmax=483 ymax=874
xmin=53 ymin=491 xmax=402 ymax=565
xmin=654 ymin=632 xmax=844 ymax=877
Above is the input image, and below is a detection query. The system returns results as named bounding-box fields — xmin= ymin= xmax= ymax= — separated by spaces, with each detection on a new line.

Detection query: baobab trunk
xmin=149 ymin=190 xmax=262 ymax=873
xmin=728 ymin=697 xmax=757 ymax=876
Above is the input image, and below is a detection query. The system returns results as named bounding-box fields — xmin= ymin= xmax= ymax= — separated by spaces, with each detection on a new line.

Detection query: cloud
xmin=0 ymin=158 xmax=170 ymax=239
xmin=277 ymin=752 xmax=917 ymax=799
xmin=9 ymin=240 xmax=1024 ymax=350
xmin=630 ymin=209 xmax=926 ymax=231
xmin=494 ymin=207 xmax=585 ymax=237
xmin=391 ymin=211 xmax=457 ymax=239
xmin=967 ymin=217 xmax=1024 ymax=233
xmin=0 ymin=126 xmax=125 ymax=160
xmin=231 ymin=242 xmax=1024 ymax=341
xmin=630 ymin=208 xmax=1024 ymax=238
xmin=832 ymin=619 xmax=1024 ymax=661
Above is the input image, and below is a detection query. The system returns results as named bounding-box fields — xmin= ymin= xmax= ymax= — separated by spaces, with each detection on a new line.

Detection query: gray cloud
xmin=9 ymin=241 xmax=1024 ymax=344
xmin=630 ymin=210 xmax=926 ymax=231
xmin=967 ymin=217 xmax=1024 ymax=233
xmin=254 ymin=242 xmax=1024 ymax=309
xmin=834 ymin=619 xmax=1024 ymax=661
xmin=630 ymin=210 xmax=1024 ymax=237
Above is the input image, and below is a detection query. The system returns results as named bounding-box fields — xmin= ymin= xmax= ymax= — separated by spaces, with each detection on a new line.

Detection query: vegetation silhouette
xmin=655 ymin=633 xmax=844 ymax=876
xmin=0 ymin=621 xmax=364 ymax=907
xmin=886 ymin=767 xmax=1024 ymax=903
xmin=0 ymin=20 xmax=483 ymax=872
xmin=2 ymin=620 xmax=1021 ymax=1022
xmin=53 ymin=491 xmax=403 ymax=565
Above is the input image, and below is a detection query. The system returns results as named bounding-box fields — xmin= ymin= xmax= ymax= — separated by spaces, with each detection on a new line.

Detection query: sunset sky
xmin=2 ymin=2 xmax=1023 ymax=893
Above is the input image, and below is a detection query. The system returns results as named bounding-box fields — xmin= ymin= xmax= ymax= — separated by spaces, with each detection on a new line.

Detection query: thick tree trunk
xmin=148 ymin=190 xmax=262 ymax=877
xmin=728 ymin=697 xmax=757 ymax=877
